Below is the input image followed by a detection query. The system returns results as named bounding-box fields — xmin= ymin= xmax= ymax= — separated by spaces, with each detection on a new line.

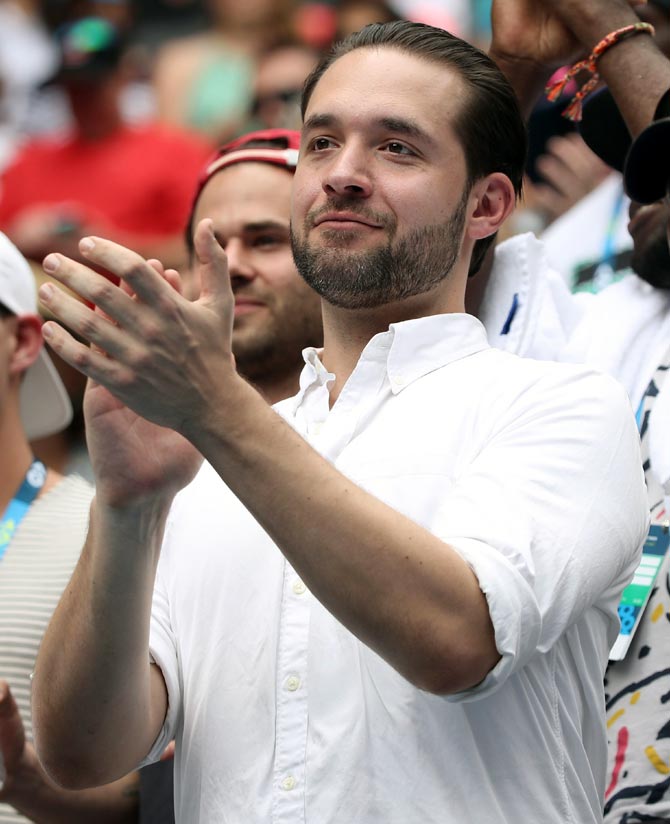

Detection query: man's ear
xmin=9 ymin=315 xmax=44 ymax=378
xmin=466 ymin=173 xmax=516 ymax=241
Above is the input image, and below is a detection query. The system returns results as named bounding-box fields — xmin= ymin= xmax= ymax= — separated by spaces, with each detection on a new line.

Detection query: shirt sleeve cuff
xmin=443 ymin=536 xmax=542 ymax=703
xmin=136 ymin=640 xmax=180 ymax=768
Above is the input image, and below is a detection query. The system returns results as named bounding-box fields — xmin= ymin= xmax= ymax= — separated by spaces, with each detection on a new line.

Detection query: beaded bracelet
xmin=546 ymin=22 xmax=655 ymax=122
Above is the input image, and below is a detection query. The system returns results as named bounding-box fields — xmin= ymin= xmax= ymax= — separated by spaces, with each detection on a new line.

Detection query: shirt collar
xmin=385 ymin=313 xmax=489 ymax=393
xmin=291 ymin=313 xmax=490 ymax=412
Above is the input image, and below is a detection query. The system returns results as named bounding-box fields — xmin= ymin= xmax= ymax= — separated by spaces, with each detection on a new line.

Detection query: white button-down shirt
xmin=146 ymin=313 xmax=647 ymax=823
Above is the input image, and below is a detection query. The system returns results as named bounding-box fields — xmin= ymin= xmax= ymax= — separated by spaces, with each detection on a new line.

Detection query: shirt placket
xmin=272 ymin=561 xmax=312 ymax=824
xmin=271 ymin=338 xmax=391 ymax=822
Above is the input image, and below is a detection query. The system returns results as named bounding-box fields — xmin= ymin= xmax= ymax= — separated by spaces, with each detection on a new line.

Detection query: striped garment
xmin=0 ymin=475 xmax=94 ymax=823
xmin=604 ymin=354 xmax=670 ymax=823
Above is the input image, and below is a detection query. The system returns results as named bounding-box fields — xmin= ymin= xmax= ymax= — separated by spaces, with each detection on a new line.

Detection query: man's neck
xmin=0 ymin=408 xmax=62 ymax=515
xmin=319 ymin=280 xmax=466 ymax=406
xmin=0 ymin=424 xmax=35 ymax=515
xmin=252 ymin=369 xmax=304 ymax=406
xmin=465 ymin=247 xmax=495 ymax=318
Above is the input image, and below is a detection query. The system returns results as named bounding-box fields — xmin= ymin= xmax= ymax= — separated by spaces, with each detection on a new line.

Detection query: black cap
xmin=43 ymin=17 xmax=124 ymax=86
xmin=624 ymin=90 xmax=670 ymax=204
xmin=580 ymin=87 xmax=630 ymax=172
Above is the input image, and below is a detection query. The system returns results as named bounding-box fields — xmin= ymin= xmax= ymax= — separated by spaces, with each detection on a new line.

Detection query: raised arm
xmin=32 ymin=301 xmax=202 ymax=788
xmin=34 ymin=223 xmax=646 ymax=720
xmin=35 ymin=224 xmax=500 ymax=707
xmin=490 ymin=0 xmax=670 ymax=131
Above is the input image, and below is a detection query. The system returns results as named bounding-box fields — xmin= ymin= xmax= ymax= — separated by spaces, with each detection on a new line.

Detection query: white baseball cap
xmin=0 ymin=233 xmax=72 ymax=439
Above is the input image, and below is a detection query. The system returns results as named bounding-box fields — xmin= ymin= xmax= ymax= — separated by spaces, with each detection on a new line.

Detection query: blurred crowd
xmin=2 ymin=1 xmax=670 ymax=822
xmin=0 ymin=0 xmax=502 ymax=479
xmin=0 ymin=0 xmax=492 ymax=167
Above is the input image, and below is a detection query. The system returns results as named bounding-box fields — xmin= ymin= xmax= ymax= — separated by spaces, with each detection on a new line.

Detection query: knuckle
xmin=89 ymin=279 xmax=115 ymax=305
xmin=115 ymin=368 xmax=136 ymax=391
xmin=71 ymin=346 xmax=91 ymax=370
xmin=79 ymin=312 xmax=100 ymax=341
xmin=130 ymin=349 xmax=151 ymax=372
xmin=118 ymin=260 xmax=144 ymax=284
xmin=141 ymin=320 xmax=162 ymax=345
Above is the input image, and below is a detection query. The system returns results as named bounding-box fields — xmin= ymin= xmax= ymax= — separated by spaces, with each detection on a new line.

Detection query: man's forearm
xmin=490 ymin=0 xmax=670 ymax=129
xmin=183 ymin=379 xmax=499 ymax=696
xmin=32 ymin=500 xmax=170 ymax=789
xmin=552 ymin=0 xmax=670 ymax=135
xmin=6 ymin=763 xmax=139 ymax=824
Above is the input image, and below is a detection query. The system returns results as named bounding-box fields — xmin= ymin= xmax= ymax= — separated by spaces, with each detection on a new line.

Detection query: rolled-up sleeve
xmin=139 ymin=518 xmax=182 ymax=766
xmin=434 ymin=368 xmax=649 ymax=701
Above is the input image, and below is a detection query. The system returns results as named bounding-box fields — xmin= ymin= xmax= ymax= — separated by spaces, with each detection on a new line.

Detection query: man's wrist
xmin=179 ymin=371 xmax=263 ymax=455
xmin=92 ymin=494 xmax=173 ymax=544
xmin=555 ymin=1 xmax=641 ymax=53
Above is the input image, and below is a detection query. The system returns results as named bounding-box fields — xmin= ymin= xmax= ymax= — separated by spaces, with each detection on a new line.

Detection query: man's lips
xmin=313 ymin=212 xmax=383 ymax=229
xmin=234 ymin=297 xmax=265 ymax=316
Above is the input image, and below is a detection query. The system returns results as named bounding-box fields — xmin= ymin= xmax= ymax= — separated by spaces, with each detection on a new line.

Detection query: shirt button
xmin=281 ymin=775 xmax=296 ymax=791
xmin=292 ymin=579 xmax=307 ymax=595
xmin=392 ymin=374 xmax=405 ymax=387
xmin=285 ymin=675 xmax=301 ymax=692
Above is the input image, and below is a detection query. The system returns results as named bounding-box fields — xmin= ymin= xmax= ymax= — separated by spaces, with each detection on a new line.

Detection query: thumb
xmin=0 ymin=680 xmax=26 ymax=782
xmin=193 ymin=218 xmax=231 ymax=303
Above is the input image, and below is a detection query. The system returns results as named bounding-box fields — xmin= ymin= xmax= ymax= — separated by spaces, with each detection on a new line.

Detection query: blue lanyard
xmin=0 ymin=460 xmax=46 ymax=562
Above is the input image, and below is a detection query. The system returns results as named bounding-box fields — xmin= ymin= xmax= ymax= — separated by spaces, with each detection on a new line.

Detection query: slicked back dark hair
xmin=300 ymin=20 xmax=527 ymax=275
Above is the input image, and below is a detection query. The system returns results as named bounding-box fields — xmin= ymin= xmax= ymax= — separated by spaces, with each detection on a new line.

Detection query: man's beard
xmin=631 ymin=222 xmax=670 ymax=290
xmin=232 ymin=285 xmax=323 ymax=383
xmin=290 ymin=188 xmax=469 ymax=309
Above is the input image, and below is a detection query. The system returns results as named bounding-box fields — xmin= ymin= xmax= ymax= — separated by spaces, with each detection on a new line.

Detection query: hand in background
xmin=0 ymin=680 xmax=28 ymax=801
xmin=528 ymin=132 xmax=612 ymax=226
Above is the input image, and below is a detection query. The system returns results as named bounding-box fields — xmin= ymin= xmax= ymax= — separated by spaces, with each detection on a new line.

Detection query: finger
xmin=531 ymin=183 xmax=570 ymax=220
xmin=163 ymin=268 xmax=183 ymax=295
xmin=147 ymin=258 xmax=165 ymax=276
xmin=42 ymin=320 xmax=135 ymax=389
xmin=0 ymin=681 xmax=15 ymax=722
xmin=535 ymin=153 xmax=581 ymax=197
xmin=39 ymin=281 xmax=136 ymax=362
xmin=42 ymin=253 xmax=141 ymax=330
xmin=193 ymin=218 xmax=232 ymax=302
xmin=0 ymin=680 xmax=25 ymax=769
xmin=545 ymin=134 xmax=606 ymax=180
xmin=76 ymin=236 xmax=174 ymax=307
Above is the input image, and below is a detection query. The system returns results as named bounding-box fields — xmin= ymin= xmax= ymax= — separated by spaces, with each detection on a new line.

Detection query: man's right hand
xmin=82 ymin=259 xmax=203 ymax=510
xmin=84 ymin=381 xmax=203 ymax=510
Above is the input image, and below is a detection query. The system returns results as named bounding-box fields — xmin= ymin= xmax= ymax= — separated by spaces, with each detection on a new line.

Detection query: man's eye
xmin=253 ymin=235 xmax=281 ymax=248
xmin=312 ymin=137 xmax=334 ymax=151
xmin=385 ymin=142 xmax=413 ymax=156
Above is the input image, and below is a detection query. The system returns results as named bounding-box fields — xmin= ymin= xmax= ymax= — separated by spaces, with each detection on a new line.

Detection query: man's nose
xmin=225 ymin=238 xmax=255 ymax=281
xmin=322 ymin=144 xmax=373 ymax=199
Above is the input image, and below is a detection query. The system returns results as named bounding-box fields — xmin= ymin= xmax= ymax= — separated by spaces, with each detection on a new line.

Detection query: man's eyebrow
xmin=302 ymin=113 xmax=437 ymax=148
xmin=378 ymin=117 xmax=437 ymax=148
xmin=302 ymin=113 xmax=336 ymax=135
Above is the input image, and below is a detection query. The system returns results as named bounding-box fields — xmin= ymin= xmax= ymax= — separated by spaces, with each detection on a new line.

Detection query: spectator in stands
xmin=152 ymin=0 xmax=296 ymax=143
xmin=0 ymin=231 xmax=139 ymax=823
xmin=33 ymin=18 xmax=647 ymax=823
xmin=0 ymin=16 xmax=212 ymax=270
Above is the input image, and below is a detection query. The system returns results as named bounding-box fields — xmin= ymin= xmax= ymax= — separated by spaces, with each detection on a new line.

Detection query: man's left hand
xmin=39 ymin=219 xmax=240 ymax=437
